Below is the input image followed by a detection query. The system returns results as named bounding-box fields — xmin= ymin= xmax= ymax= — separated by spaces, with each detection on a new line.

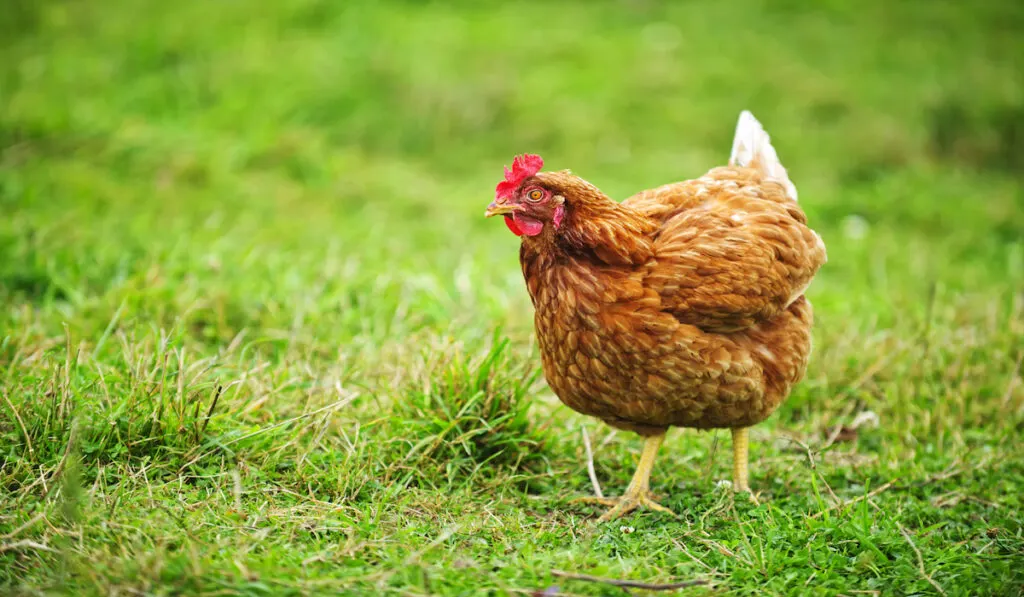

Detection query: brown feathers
xmin=517 ymin=165 xmax=826 ymax=436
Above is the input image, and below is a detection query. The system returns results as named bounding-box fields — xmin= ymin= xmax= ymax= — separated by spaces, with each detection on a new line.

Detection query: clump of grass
xmin=387 ymin=331 xmax=548 ymax=488
xmin=1 ymin=328 xmax=230 ymax=488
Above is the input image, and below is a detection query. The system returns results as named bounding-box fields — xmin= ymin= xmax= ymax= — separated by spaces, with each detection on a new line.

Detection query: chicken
xmin=485 ymin=111 xmax=826 ymax=521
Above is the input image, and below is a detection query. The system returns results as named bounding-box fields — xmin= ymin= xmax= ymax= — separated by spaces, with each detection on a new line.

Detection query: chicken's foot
xmin=731 ymin=427 xmax=759 ymax=503
xmin=573 ymin=433 xmax=677 ymax=522
xmin=575 ymin=490 xmax=677 ymax=522
xmin=731 ymin=427 xmax=749 ymax=492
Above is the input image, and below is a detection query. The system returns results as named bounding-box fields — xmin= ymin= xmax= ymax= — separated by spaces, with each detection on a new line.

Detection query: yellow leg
xmin=574 ymin=433 xmax=677 ymax=521
xmin=731 ymin=427 xmax=750 ymax=493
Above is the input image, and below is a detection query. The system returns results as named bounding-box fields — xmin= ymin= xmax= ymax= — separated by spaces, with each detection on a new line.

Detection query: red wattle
xmin=504 ymin=215 xmax=524 ymax=236
xmin=513 ymin=213 xmax=544 ymax=236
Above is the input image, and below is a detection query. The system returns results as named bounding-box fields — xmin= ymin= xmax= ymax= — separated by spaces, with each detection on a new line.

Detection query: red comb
xmin=495 ymin=154 xmax=543 ymax=200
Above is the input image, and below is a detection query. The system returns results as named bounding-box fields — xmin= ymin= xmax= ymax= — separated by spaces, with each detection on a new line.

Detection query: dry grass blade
xmin=0 ymin=513 xmax=47 ymax=541
xmin=581 ymin=425 xmax=604 ymax=499
xmin=0 ymin=539 xmax=57 ymax=553
xmin=2 ymin=390 xmax=34 ymax=458
xmin=897 ymin=523 xmax=947 ymax=596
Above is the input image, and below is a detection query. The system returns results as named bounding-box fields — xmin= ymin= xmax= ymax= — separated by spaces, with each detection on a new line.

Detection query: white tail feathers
xmin=729 ymin=110 xmax=798 ymax=201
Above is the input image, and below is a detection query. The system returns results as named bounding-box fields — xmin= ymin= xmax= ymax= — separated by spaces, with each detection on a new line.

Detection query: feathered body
xmin=491 ymin=112 xmax=826 ymax=438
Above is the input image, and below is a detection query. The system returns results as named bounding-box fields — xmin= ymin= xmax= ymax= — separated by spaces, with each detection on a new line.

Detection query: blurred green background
xmin=2 ymin=0 xmax=1022 ymax=595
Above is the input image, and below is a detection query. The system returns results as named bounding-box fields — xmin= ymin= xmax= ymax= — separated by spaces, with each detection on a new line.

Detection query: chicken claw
xmin=572 ymin=434 xmax=678 ymax=521
xmin=573 ymin=491 xmax=678 ymax=522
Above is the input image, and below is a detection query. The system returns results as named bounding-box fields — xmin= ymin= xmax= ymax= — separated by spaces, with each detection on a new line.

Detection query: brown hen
xmin=486 ymin=112 xmax=826 ymax=520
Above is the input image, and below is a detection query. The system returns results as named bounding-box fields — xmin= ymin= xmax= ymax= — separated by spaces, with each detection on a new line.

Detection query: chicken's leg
xmin=731 ymin=427 xmax=750 ymax=493
xmin=574 ymin=433 xmax=676 ymax=522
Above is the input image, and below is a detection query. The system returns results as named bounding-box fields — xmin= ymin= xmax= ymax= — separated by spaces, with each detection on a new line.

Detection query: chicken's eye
xmin=526 ymin=188 xmax=544 ymax=202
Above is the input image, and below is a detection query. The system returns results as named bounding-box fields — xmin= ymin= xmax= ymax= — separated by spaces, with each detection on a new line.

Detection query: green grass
xmin=2 ymin=0 xmax=1023 ymax=594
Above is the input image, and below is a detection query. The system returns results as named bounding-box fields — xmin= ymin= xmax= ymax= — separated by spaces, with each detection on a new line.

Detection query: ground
xmin=1 ymin=0 xmax=1022 ymax=595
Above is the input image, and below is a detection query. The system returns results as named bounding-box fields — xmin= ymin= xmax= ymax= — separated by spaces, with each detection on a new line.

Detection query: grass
xmin=1 ymin=0 xmax=1022 ymax=594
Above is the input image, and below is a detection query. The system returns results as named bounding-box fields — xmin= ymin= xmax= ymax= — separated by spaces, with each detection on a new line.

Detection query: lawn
xmin=1 ymin=0 xmax=1022 ymax=595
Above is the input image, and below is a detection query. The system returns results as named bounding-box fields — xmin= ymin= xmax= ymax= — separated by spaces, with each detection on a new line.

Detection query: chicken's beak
xmin=484 ymin=201 xmax=520 ymax=218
